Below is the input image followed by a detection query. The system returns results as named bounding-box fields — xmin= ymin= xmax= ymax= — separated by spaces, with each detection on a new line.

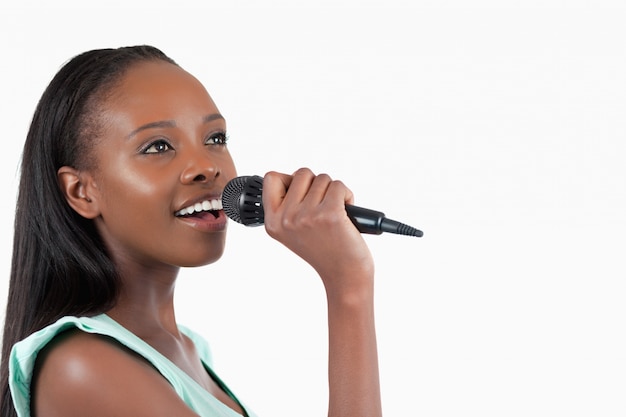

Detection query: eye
xmin=142 ymin=139 xmax=172 ymax=154
xmin=205 ymin=132 xmax=229 ymax=146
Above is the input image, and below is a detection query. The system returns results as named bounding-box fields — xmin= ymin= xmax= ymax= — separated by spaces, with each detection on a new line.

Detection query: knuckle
xmin=317 ymin=173 xmax=331 ymax=181
xmin=264 ymin=170 xmax=279 ymax=179
xmin=263 ymin=218 xmax=280 ymax=238
xmin=293 ymin=167 xmax=314 ymax=178
xmin=327 ymin=179 xmax=351 ymax=197
xmin=329 ymin=179 xmax=346 ymax=189
xmin=280 ymin=216 xmax=298 ymax=232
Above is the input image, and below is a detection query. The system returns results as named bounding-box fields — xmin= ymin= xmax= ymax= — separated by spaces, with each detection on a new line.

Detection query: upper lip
xmin=174 ymin=192 xmax=223 ymax=217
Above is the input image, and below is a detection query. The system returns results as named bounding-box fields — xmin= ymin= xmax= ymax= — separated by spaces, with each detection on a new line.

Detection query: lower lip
xmin=176 ymin=210 xmax=228 ymax=232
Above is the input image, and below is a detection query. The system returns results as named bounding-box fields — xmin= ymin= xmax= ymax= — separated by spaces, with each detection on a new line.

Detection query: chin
xmin=180 ymin=248 xmax=225 ymax=268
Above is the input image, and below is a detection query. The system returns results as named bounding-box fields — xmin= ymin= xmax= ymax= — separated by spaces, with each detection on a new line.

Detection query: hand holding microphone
xmin=221 ymin=169 xmax=423 ymax=281
xmin=222 ymin=172 xmax=423 ymax=237
xmin=227 ymin=169 xmax=381 ymax=282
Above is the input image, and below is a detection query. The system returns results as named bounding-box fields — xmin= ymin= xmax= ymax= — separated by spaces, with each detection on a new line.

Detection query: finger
xmin=301 ymin=173 xmax=333 ymax=207
xmin=261 ymin=171 xmax=293 ymax=212
xmin=324 ymin=179 xmax=355 ymax=208
xmin=279 ymin=167 xmax=316 ymax=207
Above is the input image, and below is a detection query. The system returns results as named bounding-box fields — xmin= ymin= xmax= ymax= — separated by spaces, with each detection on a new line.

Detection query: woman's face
xmin=87 ymin=61 xmax=237 ymax=269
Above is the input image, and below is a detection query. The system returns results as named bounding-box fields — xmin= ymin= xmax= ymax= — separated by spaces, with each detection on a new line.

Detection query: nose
xmin=180 ymin=151 xmax=220 ymax=184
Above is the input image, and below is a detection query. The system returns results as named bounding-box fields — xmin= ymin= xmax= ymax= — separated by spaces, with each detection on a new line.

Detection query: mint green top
xmin=8 ymin=314 xmax=257 ymax=417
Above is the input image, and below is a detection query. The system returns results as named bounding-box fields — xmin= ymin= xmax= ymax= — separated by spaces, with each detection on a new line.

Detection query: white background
xmin=1 ymin=1 xmax=625 ymax=416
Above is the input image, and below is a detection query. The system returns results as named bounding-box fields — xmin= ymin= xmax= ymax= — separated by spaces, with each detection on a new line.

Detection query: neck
xmin=106 ymin=261 xmax=182 ymax=340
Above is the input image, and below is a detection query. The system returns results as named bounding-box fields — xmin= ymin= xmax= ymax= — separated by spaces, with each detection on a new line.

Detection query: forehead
xmin=101 ymin=61 xmax=220 ymax=129
xmin=114 ymin=61 xmax=214 ymax=105
xmin=119 ymin=60 xmax=197 ymax=88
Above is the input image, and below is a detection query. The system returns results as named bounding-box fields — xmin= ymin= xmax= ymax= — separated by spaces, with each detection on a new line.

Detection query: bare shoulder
xmin=32 ymin=329 xmax=198 ymax=417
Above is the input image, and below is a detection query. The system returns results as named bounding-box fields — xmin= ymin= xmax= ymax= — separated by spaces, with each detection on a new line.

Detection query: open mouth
xmin=175 ymin=199 xmax=223 ymax=219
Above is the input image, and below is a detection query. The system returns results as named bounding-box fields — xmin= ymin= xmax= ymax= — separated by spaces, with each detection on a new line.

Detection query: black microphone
xmin=222 ymin=175 xmax=423 ymax=237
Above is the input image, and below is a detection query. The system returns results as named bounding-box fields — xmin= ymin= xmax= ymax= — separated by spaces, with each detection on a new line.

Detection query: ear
xmin=57 ymin=166 xmax=101 ymax=219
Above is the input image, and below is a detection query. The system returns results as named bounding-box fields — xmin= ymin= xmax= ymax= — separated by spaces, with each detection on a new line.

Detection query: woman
xmin=0 ymin=45 xmax=381 ymax=417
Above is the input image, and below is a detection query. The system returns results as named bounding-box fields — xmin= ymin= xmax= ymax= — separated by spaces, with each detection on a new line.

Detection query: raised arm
xmin=262 ymin=168 xmax=382 ymax=417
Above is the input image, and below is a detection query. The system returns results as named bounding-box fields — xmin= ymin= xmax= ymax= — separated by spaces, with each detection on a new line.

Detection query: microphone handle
xmin=346 ymin=205 xmax=423 ymax=237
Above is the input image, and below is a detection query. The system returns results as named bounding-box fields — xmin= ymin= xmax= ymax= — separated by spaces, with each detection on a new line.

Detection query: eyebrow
xmin=203 ymin=113 xmax=225 ymax=124
xmin=127 ymin=120 xmax=176 ymax=139
xmin=127 ymin=113 xmax=225 ymax=139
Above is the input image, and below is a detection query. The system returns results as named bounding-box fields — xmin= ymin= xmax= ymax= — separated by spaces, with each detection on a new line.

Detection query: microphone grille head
xmin=222 ymin=175 xmax=265 ymax=226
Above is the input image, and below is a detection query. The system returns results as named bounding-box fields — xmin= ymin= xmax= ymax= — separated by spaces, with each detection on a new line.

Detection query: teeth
xmin=176 ymin=199 xmax=223 ymax=217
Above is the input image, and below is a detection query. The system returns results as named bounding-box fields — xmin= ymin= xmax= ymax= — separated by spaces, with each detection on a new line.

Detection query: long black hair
xmin=0 ymin=45 xmax=178 ymax=417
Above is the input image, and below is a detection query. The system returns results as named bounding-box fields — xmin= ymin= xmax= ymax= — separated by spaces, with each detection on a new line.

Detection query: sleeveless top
xmin=8 ymin=314 xmax=258 ymax=417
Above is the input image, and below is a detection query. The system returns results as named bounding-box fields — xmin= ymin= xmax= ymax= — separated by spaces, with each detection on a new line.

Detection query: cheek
xmin=93 ymin=169 xmax=178 ymax=263
xmin=96 ymin=162 xmax=174 ymax=225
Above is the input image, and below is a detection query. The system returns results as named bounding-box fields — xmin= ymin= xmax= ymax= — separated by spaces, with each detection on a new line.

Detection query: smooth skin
xmin=34 ymin=61 xmax=381 ymax=417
